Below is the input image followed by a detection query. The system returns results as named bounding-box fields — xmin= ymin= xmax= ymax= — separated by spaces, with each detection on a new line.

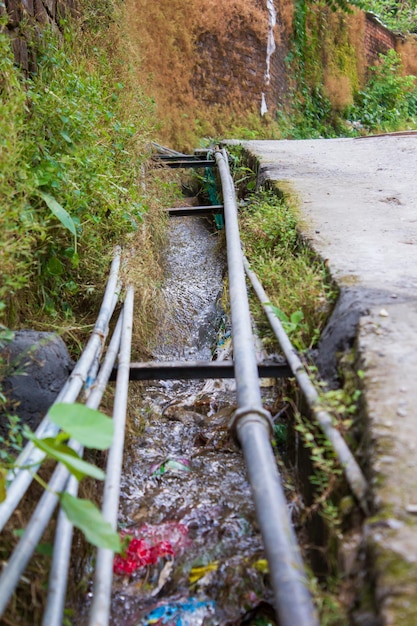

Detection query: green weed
xmin=281 ymin=1 xmax=417 ymax=139
xmin=0 ymin=14 xmax=155 ymax=325
xmin=355 ymin=0 xmax=417 ymax=33
xmin=347 ymin=49 xmax=417 ymax=132
xmin=239 ymin=189 xmax=336 ymax=351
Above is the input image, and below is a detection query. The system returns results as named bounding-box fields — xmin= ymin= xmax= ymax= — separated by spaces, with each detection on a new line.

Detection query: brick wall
xmin=1 ymin=1 xmax=413 ymax=124
xmin=364 ymin=12 xmax=397 ymax=67
xmin=191 ymin=3 xmax=290 ymax=118
xmin=1 ymin=0 xmax=76 ymax=73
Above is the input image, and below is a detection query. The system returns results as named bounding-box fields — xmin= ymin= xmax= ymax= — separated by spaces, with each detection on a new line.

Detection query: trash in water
xmin=151 ymin=458 xmax=191 ymax=477
xmin=113 ymin=537 xmax=174 ymax=575
xmin=113 ymin=523 xmax=189 ymax=576
xmin=252 ymin=559 xmax=269 ymax=574
xmin=188 ymin=561 xmax=218 ymax=585
xmin=139 ymin=597 xmax=215 ymax=625
xmin=139 ymin=522 xmax=190 ymax=551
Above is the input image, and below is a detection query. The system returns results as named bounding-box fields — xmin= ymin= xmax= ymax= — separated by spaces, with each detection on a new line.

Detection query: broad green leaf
xmin=46 ymin=256 xmax=63 ymax=276
xmin=60 ymin=131 xmax=72 ymax=144
xmin=39 ymin=191 xmax=76 ymax=236
xmin=25 ymin=432 xmax=105 ymax=481
xmin=55 ymin=431 xmax=71 ymax=444
xmin=269 ymin=304 xmax=289 ymax=323
xmin=291 ymin=310 xmax=304 ymax=325
xmin=48 ymin=403 xmax=114 ymax=450
xmin=60 ymin=492 xmax=121 ymax=552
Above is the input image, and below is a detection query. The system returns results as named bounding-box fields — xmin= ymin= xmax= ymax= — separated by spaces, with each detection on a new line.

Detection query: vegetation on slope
xmin=0 ymin=4 xmax=166 ymax=331
xmin=359 ymin=0 xmax=417 ymax=32
xmin=280 ymin=0 xmax=417 ymax=139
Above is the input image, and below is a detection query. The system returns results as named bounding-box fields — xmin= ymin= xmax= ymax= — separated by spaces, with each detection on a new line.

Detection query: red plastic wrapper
xmin=113 ymin=522 xmax=189 ymax=576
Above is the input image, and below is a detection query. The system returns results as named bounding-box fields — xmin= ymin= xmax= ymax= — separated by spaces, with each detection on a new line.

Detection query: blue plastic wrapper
xmin=140 ymin=598 xmax=215 ymax=625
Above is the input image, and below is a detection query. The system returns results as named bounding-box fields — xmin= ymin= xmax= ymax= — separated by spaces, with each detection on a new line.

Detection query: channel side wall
xmin=238 ymin=136 xmax=417 ymax=626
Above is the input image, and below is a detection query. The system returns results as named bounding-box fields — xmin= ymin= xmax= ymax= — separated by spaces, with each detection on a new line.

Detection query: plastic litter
xmin=140 ymin=598 xmax=215 ymax=625
xmin=113 ymin=523 xmax=189 ymax=576
xmin=188 ymin=562 xmax=218 ymax=585
xmin=151 ymin=458 xmax=191 ymax=477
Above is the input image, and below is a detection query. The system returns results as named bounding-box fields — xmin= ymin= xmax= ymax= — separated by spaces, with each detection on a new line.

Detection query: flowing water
xmin=84 ymin=217 xmax=282 ymax=625
xmin=261 ymin=0 xmax=277 ymax=116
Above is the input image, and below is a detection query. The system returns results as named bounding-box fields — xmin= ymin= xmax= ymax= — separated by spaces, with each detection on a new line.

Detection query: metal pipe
xmin=0 ymin=449 xmax=75 ymax=616
xmin=243 ymin=256 xmax=369 ymax=513
xmin=0 ymin=251 xmax=121 ymax=532
xmin=89 ymin=285 xmax=134 ymax=626
xmin=41 ymin=474 xmax=77 ymax=626
xmin=151 ymin=142 xmax=187 ymax=156
xmin=42 ymin=314 xmax=124 ymax=626
xmin=112 ymin=359 xmax=291 ymax=381
xmin=0 ymin=302 xmax=124 ymax=620
xmin=214 ymin=149 xmax=318 ymax=626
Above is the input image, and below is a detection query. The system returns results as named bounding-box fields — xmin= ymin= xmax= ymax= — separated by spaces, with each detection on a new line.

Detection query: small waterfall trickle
xmin=261 ymin=0 xmax=277 ymax=116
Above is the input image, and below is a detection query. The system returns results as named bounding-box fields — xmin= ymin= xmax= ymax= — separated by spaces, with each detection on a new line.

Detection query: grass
xmin=236 ymin=181 xmax=364 ymax=625
xmin=239 ymin=188 xmax=337 ymax=352
xmin=346 ymin=49 xmax=417 ymax=132
xmin=0 ymin=7 xmax=158 ymax=329
xmin=0 ymin=3 xmax=184 ymax=622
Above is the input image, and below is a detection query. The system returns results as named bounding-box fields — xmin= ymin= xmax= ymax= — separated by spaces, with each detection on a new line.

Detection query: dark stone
xmin=11 ymin=36 xmax=29 ymax=72
xmin=5 ymin=0 xmax=22 ymax=27
xmin=316 ymin=287 xmax=409 ymax=383
xmin=1 ymin=330 xmax=74 ymax=432
xmin=22 ymin=0 xmax=35 ymax=17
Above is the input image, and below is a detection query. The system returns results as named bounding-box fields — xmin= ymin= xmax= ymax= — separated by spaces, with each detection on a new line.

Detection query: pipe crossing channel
xmin=0 ymin=146 xmax=368 ymax=626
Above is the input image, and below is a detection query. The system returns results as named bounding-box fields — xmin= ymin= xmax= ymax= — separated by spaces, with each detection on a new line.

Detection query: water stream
xmin=72 ymin=216 xmax=286 ymax=625
xmin=107 ymin=216 xmax=281 ymax=625
xmin=261 ymin=0 xmax=277 ymax=117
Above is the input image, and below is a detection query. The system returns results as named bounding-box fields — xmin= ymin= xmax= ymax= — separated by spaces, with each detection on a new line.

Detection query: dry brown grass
xmin=122 ymin=0 xmax=273 ymax=149
xmin=121 ymin=164 xmax=184 ymax=359
xmin=397 ymin=36 xmax=417 ymax=78
xmin=324 ymin=73 xmax=354 ymax=110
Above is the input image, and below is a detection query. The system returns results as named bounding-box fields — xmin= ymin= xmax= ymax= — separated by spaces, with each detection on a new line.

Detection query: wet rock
xmin=162 ymin=403 xmax=205 ymax=426
xmin=1 ymin=330 xmax=73 ymax=432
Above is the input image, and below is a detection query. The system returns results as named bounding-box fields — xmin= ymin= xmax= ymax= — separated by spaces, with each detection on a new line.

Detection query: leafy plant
xmin=0 ymin=402 xmax=121 ymax=551
xmin=239 ymin=189 xmax=336 ymax=351
xmin=355 ymin=0 xmax=417 ymax=33
xmin=347 ymin=49 xmax=417 ymax=132
xmin=0 ymin=16 xmax=155 ymax=324
xmin=269 ymin=306 xmax=313 ymax=350
xmin=227 ymin=145 xmax=258 ymax=197
xmin=294 ymin=407 xmax=343 ymax=531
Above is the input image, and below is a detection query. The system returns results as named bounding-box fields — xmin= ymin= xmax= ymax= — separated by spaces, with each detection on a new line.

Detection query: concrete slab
xmin=239 ymin=136 xmax=417 ymax=625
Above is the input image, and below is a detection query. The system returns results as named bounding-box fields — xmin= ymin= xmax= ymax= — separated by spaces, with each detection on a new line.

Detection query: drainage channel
xmin=0 ymin=146 xmax=369 ymax=625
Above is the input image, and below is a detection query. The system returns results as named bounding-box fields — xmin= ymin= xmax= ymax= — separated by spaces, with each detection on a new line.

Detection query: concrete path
xmin=240 ymin=136 xmax=417 ymax=625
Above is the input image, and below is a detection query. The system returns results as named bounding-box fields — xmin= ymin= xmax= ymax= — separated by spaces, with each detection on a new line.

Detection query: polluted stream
xmin=102 ymin=216 xmax=284 ymax=625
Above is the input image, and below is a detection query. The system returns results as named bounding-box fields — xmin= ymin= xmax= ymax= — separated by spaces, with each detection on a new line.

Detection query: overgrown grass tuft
xmin=0 ymin=11 xmax=156 ymax=326
xmin=347 ymin=49 xmax=417 ymax=132
xmin=239 ymin=189 xmax=337 ymax=351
